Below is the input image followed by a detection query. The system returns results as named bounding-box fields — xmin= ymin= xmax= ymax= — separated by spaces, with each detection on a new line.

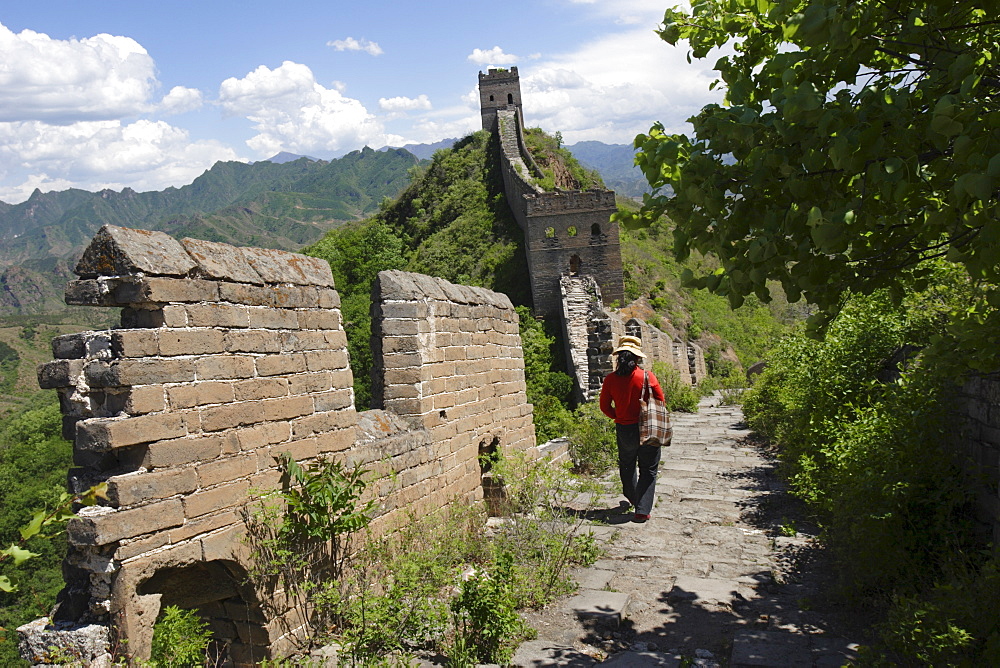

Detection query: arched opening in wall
xmin=507 ymin=93 xmax=513 ymax=104
xmin=567 ymin=226 xmax=578 ymax=237
xmin=489 ymin=95 xmax=494 ymax=101
xmin=569 ymin=254 xmax=582 ymax=275
xmin=137 ymin=560 xmax=270 ymax=666
xmin=545 ymin=227 xmax=555 ymax=238
xmin=625 ymin=318 xmax=643 ymax=339
xmin=591 ymin=223 xmax=602 ymax=236
xmin=478 ymin=436 xmax=504 ymax=515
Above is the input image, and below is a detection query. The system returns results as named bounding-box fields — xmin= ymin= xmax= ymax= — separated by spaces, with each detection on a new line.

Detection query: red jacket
xmin=600 ymin=368 xmax=665 ymax=425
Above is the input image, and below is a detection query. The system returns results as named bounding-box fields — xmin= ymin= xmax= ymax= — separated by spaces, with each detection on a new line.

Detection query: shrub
xmin=651 ymin=361 xmax=700 ymax=413
xmin=567 ymin=401 xmax=617 ymax=475
xmin=150 ymin=605 xmax=212 ymax=668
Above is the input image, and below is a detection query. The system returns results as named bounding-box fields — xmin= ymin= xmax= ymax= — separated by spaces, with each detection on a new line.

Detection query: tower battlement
xmin=479 ymin=67 xmax=523 ymax=130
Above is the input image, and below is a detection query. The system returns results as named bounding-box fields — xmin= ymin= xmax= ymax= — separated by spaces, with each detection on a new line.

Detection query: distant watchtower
xmin=479 ymin=67 xmax=523 ymax=130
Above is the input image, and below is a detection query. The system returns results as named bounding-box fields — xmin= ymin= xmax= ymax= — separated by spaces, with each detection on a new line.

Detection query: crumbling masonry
xmin=21 ymin=226 xmax=538 ymax=666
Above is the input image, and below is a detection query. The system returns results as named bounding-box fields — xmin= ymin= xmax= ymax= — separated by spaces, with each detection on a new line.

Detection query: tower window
xmin=567 ymin=226 xmax=578 ymax=237
xmin=489 ymin=95 xmax=494 ymax=101
xmin=591 ymin=223 xmax=602 ymax=235
xmin=507 ymin=93 xmax=513 ymax=104
xmin=570 ymin=254 xmax=581 ymax=275
xmin=545 ymin=227 xmax=555 ymax=238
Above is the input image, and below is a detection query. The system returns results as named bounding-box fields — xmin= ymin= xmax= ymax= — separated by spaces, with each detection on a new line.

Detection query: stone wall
xmin=560 ymin=275 xmax=706 ymax=402
xmin=24 ymin=226 xmax=537 ymax=667
xmin=955 ymin=375 xmax=1000 ymax=546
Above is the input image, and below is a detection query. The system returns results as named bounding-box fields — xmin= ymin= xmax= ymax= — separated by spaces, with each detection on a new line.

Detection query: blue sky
xmin=0 ymin=0 xmax=721 ymax=203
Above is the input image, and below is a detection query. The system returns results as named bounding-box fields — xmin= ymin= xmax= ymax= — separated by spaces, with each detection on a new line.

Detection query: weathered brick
xmin=197 ymin=453 xmax=258 ymax=487
xmin=256 ymin=353 xmax=306 ymax=377
xmin=114 ymin=532 xmax=172 ymax=561
xmin=242 ymin=246 xmax=335 ymax=287
xmin=273 ymin=285 xmax=320 ymax=309
xmin=382 ymin=352 xmax=422 ymax=368
xmin=235 ymin=422 xmax=291 ymax=451
xmin=248 ymin=307 xmax=298 ymax=329
xmin=262 ymin=395 xmax=314 ymax=421
xmin=51 ymin=333 xmax=88 ymax=359
xmin=273 ymin=437 xmax=317 ymax=462
xmin=305 ymin=349 xmax=349 ymax=372
xmin=291 ymin=410 xmax=349 ymax=438
xmin=287 ymin=372 xmax=333 ymax=396
xmin=384 ymin=384 xmax=419 ymax=400
xmin=107 ymin=468 xmax=198 ymax=506
xmin=296 ymin=310 xmax=341 ymax=330
xmin=195 ymin=354 xmax=256 ymax=380
xmin=65 ymin=279 xmax=114 ymax=306
xmin=158 ymin=329 xmax=226 ymax=356
xmin=124 ymin=386 xmax=166 ymax=414
xmin=38 ymin=359 xmax=84 ymax=389
xmin=76 ymin=413 xmax=187 ymax=451
xmin=317 ymin=288 xmax=341 ymax=309
xmin=315 ymin=426 xmax=356 ymax=454
xmin=324 ymin=330 xmax=348 ymax=348
xmin=167 ymin=382 xmax=235 ymax=409
xmin=68 ymin=499 xmax=184 ymax=546
xmin=234 ymin=377 xmax=289 ymax=401
xmin=115 ymin=277 xmax=219 ymax=304
xmin=279 ymin=330 xmax=328 ymax=352
xmin=378 ymin=318 xmax=423 ymax=336
xmin=380 ymin=302 xmax=424 ymax=319
xmin=381 ymin=337 xmax=419 ymax=354
xmin=218 ymin=282 xmax=275 ymax=306
xmin=200 ymin=401 xmax=264 ymax=432
xmin=144 ymin=434 xmax=226 ymax=468
xmin=120 ymin=308 xmax=165 ymax=328
xmin=200 ymin=524 xmax=246 ymax=562
xmin=384 ymin=367 xmax=423 ymax=385
xmin=86 ymin=358 xmax=196 ymax=387
xmin=183 ymin=480 xmax=250 ymax=519
xmin=312 ymin=389 xmax=352 ymax=412
xmin=185 ymin=303 xmax=250 ymax=328
xmin=225 ymin=329 xmax=282 ymax=354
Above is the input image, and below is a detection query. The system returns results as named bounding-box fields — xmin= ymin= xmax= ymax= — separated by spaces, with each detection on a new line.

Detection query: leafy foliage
xmin=620 ymin=0 xmax=1000 ymax=367
xmin=516 ymin=306 xmax=574 ymax=442
xmin=149 ymin=605 xmax=213 ymax=668
xmin=567 ymin=402 xmax=618 ymax=475
xmin=522 ymin=128 xmax=604 ymax=191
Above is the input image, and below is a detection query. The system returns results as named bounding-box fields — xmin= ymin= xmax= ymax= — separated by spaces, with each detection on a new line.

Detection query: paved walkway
xmin=511 ymin=397 xmax=861 ymax=667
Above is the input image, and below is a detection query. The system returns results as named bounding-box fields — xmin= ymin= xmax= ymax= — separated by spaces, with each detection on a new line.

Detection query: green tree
xmin=619 ymin=0 xmax=999 ymax=366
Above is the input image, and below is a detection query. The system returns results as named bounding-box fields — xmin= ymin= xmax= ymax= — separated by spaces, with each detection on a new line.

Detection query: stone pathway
xmin=511 ymin=397 xmax=862 ymax=667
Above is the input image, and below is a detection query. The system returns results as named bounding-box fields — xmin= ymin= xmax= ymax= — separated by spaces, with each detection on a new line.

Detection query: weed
xmin=150 ymin=606 xmax=212 ymax=668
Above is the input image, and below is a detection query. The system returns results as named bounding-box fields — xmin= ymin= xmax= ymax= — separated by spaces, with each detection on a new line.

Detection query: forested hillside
xmin=0 ymin=148 xmax=420 ymax=317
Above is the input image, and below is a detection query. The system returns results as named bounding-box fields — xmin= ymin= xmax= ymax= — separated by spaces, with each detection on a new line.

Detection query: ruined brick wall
xmin=370 ymin=270 xmax=537 ymax=511
xmin=954 ymin=375 xmax=1000 ymax=546
xmin=27 ymin=226 xmax=538 ymax=667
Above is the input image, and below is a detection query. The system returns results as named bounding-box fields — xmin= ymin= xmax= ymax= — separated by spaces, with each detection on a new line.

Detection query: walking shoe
xmin=633 ymin=513 xmax=650 ymax=523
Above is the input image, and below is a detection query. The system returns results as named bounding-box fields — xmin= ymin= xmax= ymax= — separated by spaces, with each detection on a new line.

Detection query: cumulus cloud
xmin=467 ymin=47 xmax=520 ymax=66
xmin=218 ymin=61 xmax=390 ymax=156
xmin=159 ymin=86 xmax=203 ymax=115
xmin=0 ymin=22 xmax=157 ymax=122
xmin=0 ymin=119 xmax=239 ymax=204
xmin=378 ymin=95 xmax=432 ymax=112
xmin=327 ymin=37 xmax=383 ymax=56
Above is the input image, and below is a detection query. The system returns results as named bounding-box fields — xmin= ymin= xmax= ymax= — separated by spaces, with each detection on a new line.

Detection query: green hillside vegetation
xmin=0 ymin=149 xmax=420 ymax=317
xmin=521 ymin=128 xmax=603 ymax=191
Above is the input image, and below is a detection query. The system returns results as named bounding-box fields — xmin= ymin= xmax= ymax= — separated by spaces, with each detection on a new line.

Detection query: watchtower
xmin=479 ymin=66 xmax=523 ymax=130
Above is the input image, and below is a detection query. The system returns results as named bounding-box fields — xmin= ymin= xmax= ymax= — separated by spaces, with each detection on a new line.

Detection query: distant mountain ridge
xmin=0 ymin=147 xmax=421 ymax=316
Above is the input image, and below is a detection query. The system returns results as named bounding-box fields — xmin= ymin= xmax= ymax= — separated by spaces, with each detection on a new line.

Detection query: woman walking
xmin=599 ymin=336 xmax=665 ymax=523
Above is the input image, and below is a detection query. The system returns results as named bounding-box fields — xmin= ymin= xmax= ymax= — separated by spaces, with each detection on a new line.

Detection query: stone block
xmin=262 ymin=395 xmax=314 ymax=421
xmin=183 ymin=480 xmax=250 ymax=519
xmin=317 ymin=288 xmax=341 ymax=309
xmin=106 ymin=468 xmax=198 ymax=506
xmin=279 ymin=330 xmax=328 ymax=352
xmin=225 ymin=330 xmax=282 ymax=354
xmin=38 ymin=359 xmax=84 ymax=389
xmin=276 ymin=437 xmax=318 ymax=461
xmin=200 ymin=401 xmax=265 ymax=432
xmin=158 ymin=329 xmax=226 ymax=356
xmin=315 ymin=427 xmax=356 ymax=454
xmin=305 ymin=350 xmax=348 ymax=372
xmin=51 ymin=333 xmax=89 ymax=359
xmin=108 ymin=330 xmax=159 ymax=358
xmin=68 ymin=499 xmax=184 ymax=546
xmin=379 ymin=319 xmax=423 ymax=336
xmin=75 ymin=225 xmax=196 ymax=278
xmin=85 ymin=359 xmax=196 ymax=387
xmin=380 ymin=302 xmax=424 ymax=320
xmin=273 ymin=285 xmax=320 ymax=309
xmin=65 ymin=279 xmax=114 ymax=306
xmin=256 ymin=353 xmax=307 ymax=377
xmin=287 ymin=371 xmax=333 ymax=396
xmin=235 ymin=422 xmax=292 ymax=451
xmin=114 ymin=277 xmax=219 ymax=304
xmin=114 ymin=531 xmax=172 ymax=561
xmin=124 ymin=386 xmax=167 ymax=414
xmin=185 ymin=303 xmax=250 ymax=328
xmin=219 ymin=282 xmax=276 ymax=307
xmin=201 ymin=524 xmax=246 ymax=562
xmin=248 ymin=307 xmax=298 ymax=330
xmin=312 ymin=389 xmax=352 ymax=412
xmin=241 ymin=246 xmax=335 ymax=287
xmin=76 ymin=413 xmax=187 ymax=451
xmin=182 ymin=237 xmax=265 ymax=284
xmin=143 ymin=434 xmax=226 ymax=469
xmin=234 ymin=377 xmax=289 ymax=401
xmin=195 ymin=355 xmax=256 ymax=380
xmin=296 ymin=310 xmax=341 ymax=331
xmin=291 ymin=410 xmax=349 ymax=439
xmin=197 ymin=453 xmax=259 ymax=487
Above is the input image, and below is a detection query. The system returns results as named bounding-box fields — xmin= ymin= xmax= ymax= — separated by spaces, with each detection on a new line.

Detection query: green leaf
xmin=0 ymin=575 xmax=14 ymax=592
xmin=1 ymin=544 xmax=39 ymax=565
xmin=19 ymin=510 xmax=47 ymax=541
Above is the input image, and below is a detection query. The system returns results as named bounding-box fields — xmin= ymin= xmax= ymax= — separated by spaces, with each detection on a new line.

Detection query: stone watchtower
xmin=479 ymin=67 xmax=523 ymax=131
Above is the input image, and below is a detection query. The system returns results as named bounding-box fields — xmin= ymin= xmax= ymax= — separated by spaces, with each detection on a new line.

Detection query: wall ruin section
xmin=23 ymin=225 xmax=538 ymax=667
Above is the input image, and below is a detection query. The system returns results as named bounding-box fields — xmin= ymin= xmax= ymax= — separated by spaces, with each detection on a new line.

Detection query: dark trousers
xmin=616 ymin=423 xmax=661 ymax=515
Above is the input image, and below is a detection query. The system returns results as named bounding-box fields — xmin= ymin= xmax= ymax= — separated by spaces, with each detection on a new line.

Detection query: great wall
xmin=16 ymin=68 xmax=1000 ymax=666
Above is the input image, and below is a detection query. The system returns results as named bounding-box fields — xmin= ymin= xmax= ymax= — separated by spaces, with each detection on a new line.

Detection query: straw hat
xmin=613 ymin=335 xmax=646 ymax=358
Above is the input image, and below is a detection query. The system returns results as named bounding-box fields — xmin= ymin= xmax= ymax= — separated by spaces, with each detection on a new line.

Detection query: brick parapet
xmin=954 ymin=375 xmax=1000 ymax=547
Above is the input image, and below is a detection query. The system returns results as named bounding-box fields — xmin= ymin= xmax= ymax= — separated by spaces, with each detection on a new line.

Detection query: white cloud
xmin=159 ymin=86 xmax=203 ymax=115
xmin=467 ymin=47 xmax=520 ymax=66
xmin=218 ymin=61 xmax=390 ymax=156
xmin=0 ymin=22 xmax=157 ymax=122
xmin=0 ymin=119 xmax=239 ymax=203
xmin=326 ymin=37 xmax=383 ymax=56
xmin=378 ymin=95 xmax=432 ymax=112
